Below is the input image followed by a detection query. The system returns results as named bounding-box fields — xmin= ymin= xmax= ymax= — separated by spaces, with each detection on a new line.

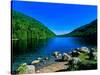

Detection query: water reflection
xmin=12 ymin=37 xmax=97 ymax=72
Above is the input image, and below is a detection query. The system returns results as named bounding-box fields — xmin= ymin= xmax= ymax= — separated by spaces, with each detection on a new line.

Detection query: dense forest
xmin=12 ymin=10 xmax=55 ymax=40
xmin=60 ymin=19 xmax=97 ymax=37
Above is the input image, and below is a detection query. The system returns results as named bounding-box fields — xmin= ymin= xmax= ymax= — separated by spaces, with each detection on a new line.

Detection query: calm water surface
xmin=12 ymin=37 xmax=96 ymax=72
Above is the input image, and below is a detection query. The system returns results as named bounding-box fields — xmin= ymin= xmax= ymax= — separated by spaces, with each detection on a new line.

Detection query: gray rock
xmin=16 ymin=63 xmax=35 ymax=74
xmin=53 ymin=51 xmax=60 ymax=59
xmin=25 ymin=65 xmax=35 ymax=74
xmin=80 ymin=47 xmax=90 ymax=53
xmin=31 ymin=60 xmax=40 ymax=65
xmin=62 ymin=53 xmax=72 ymax=61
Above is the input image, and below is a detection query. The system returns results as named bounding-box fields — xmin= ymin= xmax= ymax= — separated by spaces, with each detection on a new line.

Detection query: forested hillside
xmin=61 ymin=20 xmax=97 ymax=37
xmin=12 ymin=10 xmax=55 ymax=40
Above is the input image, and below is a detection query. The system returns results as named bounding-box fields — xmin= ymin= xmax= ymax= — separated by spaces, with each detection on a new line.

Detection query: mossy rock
xmin=16 ymin=63 xmax=28 ymax=74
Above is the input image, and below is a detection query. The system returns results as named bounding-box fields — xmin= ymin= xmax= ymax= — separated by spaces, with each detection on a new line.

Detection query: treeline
xmin=60 ymin=19 xmax=97 ymax=37
xmin=12 ymin=10 xmax=55 ymax=40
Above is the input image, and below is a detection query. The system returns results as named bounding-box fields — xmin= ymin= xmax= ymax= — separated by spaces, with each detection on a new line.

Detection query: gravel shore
xmin=36 ymin=62 xmax=68 ymax=73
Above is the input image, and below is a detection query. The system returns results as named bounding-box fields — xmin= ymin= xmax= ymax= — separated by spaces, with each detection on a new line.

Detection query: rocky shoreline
xmin=15 ymin=47 xmax=97 ymax=74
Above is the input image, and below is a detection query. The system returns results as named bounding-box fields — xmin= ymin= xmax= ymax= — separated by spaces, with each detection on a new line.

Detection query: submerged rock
xmin=37 ymin=57 xmax=42 ymax=61
xmin=31 ymin=60 xmax=40 ymax=65
xmin=44 ymin=57 xmax=49 ymax=60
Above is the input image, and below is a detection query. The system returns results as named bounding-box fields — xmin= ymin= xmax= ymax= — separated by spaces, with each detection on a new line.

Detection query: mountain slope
xmin=61 ymin=20 xmax=97 ymax=37
xmin=12 ymin=10 xmax=55 ymax=40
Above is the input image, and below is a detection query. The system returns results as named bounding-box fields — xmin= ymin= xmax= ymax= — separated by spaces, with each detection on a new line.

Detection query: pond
xmin=12 ymin=37 xmax=97 ymax=73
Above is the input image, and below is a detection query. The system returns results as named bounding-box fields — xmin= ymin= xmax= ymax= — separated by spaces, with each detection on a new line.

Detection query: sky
xmin=12 ymin=1 xmax=97 ymax=35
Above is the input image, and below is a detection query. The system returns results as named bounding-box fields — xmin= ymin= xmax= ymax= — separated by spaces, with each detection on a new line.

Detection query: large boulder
xmin=93 ymin=52 xmax=97 ymax=60
xmin=16 ymin=63 xmax=27 ymax=74
xmin=71 ymin=57 xmax=81 ymax=70
xmin=72 ymin=57 xmax=81 ymax=65
xmin=16 ymin=63 xmax=36 ymax=74
xmin=89 ymin=48 xmax=96 ymax=60
xmin=80 ymin=47 xmax=90 ymax=53
xmin=25 ymin=65 xmax=35 ymax=74
xmin=62 ymin=53 xmax=72 ymax=61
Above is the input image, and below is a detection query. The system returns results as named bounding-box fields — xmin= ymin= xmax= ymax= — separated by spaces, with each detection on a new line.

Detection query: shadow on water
xmin=12 ymin=37 xmax=96 ymax=56
xmin=12 ymin=38 xmax=49 ymax=58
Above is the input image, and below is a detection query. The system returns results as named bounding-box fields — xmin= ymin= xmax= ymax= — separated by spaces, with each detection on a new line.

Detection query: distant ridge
xmin=60 ymin=19 xmax=97 ymax=37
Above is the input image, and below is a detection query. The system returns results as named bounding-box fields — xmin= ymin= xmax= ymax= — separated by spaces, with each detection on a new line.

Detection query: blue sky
xmin=12 ymin=1 xmax=97 ymax=35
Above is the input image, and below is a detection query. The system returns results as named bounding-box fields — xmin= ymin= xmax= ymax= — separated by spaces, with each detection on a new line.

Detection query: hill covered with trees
xmin=12 ymin=10 xmax=55 ymax=40
xmin=60 ymin=19 xmax=97 ymax=37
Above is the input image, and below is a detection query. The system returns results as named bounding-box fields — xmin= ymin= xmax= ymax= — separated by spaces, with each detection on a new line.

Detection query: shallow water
xmin=12 ymin=37 xmax=96 ymax=73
